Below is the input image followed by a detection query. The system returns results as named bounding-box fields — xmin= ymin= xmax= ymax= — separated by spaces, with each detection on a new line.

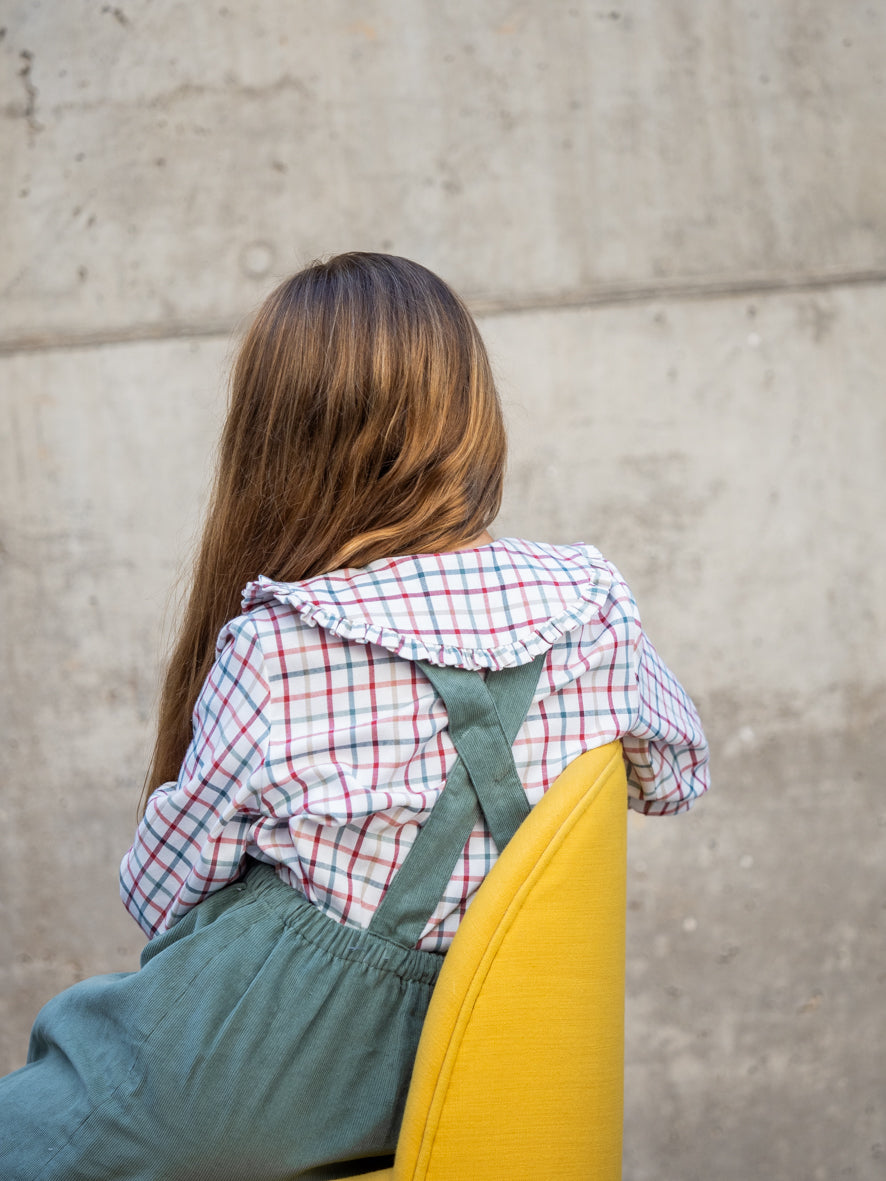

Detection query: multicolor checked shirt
xmin=121 ymin=538 xmax=709 ymax=951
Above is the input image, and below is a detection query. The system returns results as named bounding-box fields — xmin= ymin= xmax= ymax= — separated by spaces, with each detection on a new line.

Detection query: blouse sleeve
xmin=120 ymin=617 xmax=272 ymax=938
xmin=622 ymin=627 xmax=710 ymax=815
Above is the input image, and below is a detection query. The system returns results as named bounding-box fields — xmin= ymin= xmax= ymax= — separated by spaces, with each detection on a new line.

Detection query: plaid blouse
xmin=121 ymin=539 xmax=709 ymax=951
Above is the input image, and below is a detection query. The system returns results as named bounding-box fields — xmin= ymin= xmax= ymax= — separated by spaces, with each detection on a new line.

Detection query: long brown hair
xmin=143 ymin=252 xmax=506 ymax=807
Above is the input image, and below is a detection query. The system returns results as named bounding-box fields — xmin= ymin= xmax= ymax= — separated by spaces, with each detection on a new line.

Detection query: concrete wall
xmin=2 ymin=3 xmax=884 ymax=1177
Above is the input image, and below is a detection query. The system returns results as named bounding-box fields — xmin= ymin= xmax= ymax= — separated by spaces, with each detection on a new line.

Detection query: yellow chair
xmin=344 ymin=740 xmax=627 ymax=1181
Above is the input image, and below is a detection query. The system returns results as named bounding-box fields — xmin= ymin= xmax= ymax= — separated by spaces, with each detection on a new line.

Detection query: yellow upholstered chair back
xmin=349 ymin=740 xmax=627 ymax=1181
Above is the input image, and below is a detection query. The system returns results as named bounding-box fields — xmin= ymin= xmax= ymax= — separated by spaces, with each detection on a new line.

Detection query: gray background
xmin=1 ymin=3 xmax=884 ymax=1177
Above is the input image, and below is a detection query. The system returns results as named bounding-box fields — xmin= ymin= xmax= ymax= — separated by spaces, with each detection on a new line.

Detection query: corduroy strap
xmin=368 ymin=654 xmax=546 ymax=947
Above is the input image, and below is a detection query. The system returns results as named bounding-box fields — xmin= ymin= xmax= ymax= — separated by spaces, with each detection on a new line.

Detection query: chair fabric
xmin=340 ymin=739 xmax=627 ymax=1181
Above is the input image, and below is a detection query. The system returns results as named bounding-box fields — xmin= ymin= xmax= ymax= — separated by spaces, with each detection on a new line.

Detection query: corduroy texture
xmin=0 ymin=868 xmax=442 ymax=1181
xmin=338 ymin=742 xmax=627 ymax=1181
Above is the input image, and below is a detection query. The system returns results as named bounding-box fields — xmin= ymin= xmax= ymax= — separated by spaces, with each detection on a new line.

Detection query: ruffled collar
xmin=241 ymin=538 xmax=612 ymax=671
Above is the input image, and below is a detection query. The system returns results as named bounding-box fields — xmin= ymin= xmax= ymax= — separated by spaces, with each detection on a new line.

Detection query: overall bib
xmin=0 ymin=655 xmax=544 ymax=1181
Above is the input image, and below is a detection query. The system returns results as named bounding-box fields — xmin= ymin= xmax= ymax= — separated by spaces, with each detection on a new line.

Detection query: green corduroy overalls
xmin=0 ymin=654 xmax=544 ymax=1181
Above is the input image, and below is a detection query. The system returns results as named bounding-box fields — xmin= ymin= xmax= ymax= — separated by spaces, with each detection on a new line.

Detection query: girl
xmin=0 ymin=253 xmax=708 ymax=1179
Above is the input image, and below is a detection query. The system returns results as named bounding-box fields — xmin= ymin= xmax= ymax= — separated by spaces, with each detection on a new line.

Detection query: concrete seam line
xmin=1 ymin=267 xmax=885 ymax=357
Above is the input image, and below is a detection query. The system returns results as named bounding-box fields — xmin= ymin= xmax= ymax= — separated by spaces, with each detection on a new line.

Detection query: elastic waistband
xmin=241 ymin=861 xmax=445 ymax=986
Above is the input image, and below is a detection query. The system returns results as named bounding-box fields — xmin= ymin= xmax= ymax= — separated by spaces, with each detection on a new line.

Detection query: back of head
xmin=224 ymin=251 xmax=506 ymax=578
xmin=146 ymin=252 xmax=506 ymax=799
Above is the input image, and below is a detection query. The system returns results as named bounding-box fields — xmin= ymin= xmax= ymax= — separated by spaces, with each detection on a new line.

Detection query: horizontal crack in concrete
xmin=1 ymin=268 xmax=885 ymax=356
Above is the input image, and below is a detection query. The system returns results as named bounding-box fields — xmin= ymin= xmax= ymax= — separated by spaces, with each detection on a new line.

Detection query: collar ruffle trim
xmin=240 ymin=541 xmax=613 ymax=672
